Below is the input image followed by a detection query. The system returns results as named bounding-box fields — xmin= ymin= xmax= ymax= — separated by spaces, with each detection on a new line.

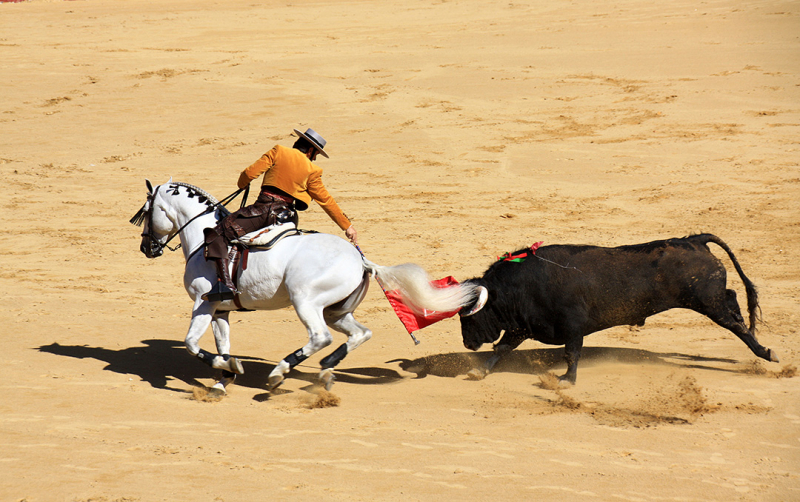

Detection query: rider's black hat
xmin=293 ymin=128 xmax=329 ymax=158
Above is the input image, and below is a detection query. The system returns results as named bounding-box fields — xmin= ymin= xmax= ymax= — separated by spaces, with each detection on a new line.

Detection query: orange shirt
xmin=237 ymin=145 xmax=351 ymax=230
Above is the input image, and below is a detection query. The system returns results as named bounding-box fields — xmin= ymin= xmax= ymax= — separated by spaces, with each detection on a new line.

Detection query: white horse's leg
xmin=186 ymin=302 xmax=243 ymax=378
xmin=317 ymin=313 xmax=373 ymax=390
xmin=268 ymin=303 xmax=333 ymax=391
xmin=185 ymin=301 xmax=214 ymax=358
xmin=211 ymin=311 xmax=232 ymax=355
xmin=211 ymin=312 xmax=244 ymax=374
xmin=209 ymin=311 xmax=243 ymax=393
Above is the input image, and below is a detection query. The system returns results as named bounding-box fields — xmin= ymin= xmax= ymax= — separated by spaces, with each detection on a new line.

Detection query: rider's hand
xmin=345 ymin=225 xmax=358 ymax=246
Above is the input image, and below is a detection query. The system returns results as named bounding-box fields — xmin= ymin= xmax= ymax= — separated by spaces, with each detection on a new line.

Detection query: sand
xmin=1 ymin=0 xmax=799 ymax=500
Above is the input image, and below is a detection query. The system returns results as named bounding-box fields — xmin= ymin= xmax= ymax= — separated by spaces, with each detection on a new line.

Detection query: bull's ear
xmin=461 ymin=286 xmax=488 ymax=317
xmin=145 ymin=179 xmax=154 ymax=194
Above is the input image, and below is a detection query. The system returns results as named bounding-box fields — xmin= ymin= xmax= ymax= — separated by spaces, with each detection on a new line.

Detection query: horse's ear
xmin=145 ymin=179 xmax=154 ymax=194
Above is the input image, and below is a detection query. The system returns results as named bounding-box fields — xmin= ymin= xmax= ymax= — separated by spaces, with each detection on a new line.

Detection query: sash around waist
xmin=259 ymin=186 xmax=298 ymax=206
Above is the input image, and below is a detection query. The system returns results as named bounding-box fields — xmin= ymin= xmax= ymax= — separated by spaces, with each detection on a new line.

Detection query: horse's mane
xmin=129 ymin=181 xmax=227 ymax=227
xmin=167 ymin=182 xmax=221 ymax=206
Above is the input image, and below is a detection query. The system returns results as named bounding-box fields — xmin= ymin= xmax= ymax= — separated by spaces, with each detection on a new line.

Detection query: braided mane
xmin=130 ymin=181 xmax=226 ymax=227
xmin=166 ymin=182 xmax=221 ymax=207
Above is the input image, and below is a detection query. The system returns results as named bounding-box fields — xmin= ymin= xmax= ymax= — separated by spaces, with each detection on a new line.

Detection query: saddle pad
xmin=232 ymin=222 xmax=298 ymax=247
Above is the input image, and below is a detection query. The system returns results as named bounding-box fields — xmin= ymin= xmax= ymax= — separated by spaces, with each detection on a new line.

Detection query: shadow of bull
xmin=389 ymin=346 xmax=742 ymax=379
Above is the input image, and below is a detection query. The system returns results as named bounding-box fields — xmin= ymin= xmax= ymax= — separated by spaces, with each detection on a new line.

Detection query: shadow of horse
xmin=388 ymin=346 xmax=742 ymax=379
xmin=36 ymin=339 xmax=406 ymax=394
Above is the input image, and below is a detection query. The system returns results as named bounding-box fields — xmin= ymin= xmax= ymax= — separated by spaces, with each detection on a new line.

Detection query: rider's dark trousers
xmin=204 ymin=187 xmax=295 ymax=261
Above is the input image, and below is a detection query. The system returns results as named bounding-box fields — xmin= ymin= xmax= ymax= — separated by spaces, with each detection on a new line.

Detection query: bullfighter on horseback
xmin=202 ymin=128 xmax=359 ymax=302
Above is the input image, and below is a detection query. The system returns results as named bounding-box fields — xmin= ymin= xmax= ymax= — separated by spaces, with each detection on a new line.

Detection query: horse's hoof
xmin=211 ymin=381 xmax=228 ymax=394
xmin=214 ymin=373 xmax=236 ymax=393
xmin=228 ymin=356 xmax=245 ymax=375
xmin=768 ymin=349 xmax=780 ymax=363
xmin=268 ymin=374 xmax=284 ymax=392
xmin=319 ymin=369 xmax=335 ymax=391
xmin=466 ymin=368 xmax=488 ymax=381
xmin=206 ymin=386 xmax=226 ymax=399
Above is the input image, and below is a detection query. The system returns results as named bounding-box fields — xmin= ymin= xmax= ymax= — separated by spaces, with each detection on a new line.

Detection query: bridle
xmin=130 ymin=183 xmax=249 ymax=258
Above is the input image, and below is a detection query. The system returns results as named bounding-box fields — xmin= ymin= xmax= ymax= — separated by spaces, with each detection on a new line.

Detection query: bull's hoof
xmin=558 ymin=375 xmax=576 ymax=387
xmin=268 ymin=374 xmax=284 ymax=392
xmin=319 ymin=368 xmax=336 ymax=391
xmin=466 ymin=367 xmax=488 ymax=381
xmin=768 ymin=349 xmax=780 ymax=363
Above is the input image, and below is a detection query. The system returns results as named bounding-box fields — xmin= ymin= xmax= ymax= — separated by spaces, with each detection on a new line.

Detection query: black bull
xmin=459 ymin=234 xmax=779 ymax=384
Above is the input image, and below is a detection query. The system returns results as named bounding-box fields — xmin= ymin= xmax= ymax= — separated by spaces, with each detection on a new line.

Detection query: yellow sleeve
xmin=307 ymin=171 xmax=352 ymax=230
xmin=237 ymin=146 xmax=279 ymax=189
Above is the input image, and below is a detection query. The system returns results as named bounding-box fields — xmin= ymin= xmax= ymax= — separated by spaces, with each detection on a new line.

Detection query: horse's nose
xmin=140 ymin=240 xmax=161 ymax=258
xmin=149 ymin=243 xmax=163 ymax=258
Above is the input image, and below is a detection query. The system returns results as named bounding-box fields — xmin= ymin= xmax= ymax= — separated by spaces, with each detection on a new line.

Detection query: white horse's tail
xmin=363 ymin=259 xmax=478 ymax=314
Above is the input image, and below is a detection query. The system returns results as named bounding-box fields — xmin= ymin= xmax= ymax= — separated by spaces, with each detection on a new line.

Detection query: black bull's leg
xmin=560 ymin=333 xmax=584 ymax=385
xmin=466 ymin=330 xmax=528 ymax=380
xmin=705 ymin=303 xmax=780 ymax=363
xmin=466 ymin=328 xmax=585 ymax=385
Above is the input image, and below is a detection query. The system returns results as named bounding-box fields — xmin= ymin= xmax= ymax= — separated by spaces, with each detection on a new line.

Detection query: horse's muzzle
xmin=141 ymin=239 xmax=163 ymax=258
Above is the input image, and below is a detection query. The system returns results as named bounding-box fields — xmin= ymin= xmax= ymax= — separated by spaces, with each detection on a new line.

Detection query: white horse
xmin=131 ymin=179 xmax=481 ymax=394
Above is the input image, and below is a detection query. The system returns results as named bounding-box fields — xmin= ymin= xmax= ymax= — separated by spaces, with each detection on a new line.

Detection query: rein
xmin=131 ymin=184 xmax=249 ymax=256
xmin=165 ymin=185 xmax=249 ymax=252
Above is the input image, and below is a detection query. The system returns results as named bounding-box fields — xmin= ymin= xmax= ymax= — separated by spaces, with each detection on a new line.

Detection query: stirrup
xmin=202 ymin=281 xmax=237 ymax=302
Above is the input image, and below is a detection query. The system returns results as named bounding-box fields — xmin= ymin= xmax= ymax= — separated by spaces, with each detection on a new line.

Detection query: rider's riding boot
xmin=202 ymin=258 xmax=238 ymax=302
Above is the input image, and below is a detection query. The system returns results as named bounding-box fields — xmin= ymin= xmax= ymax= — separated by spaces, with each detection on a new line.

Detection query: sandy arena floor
xmin=1 ymin=0 xmax=799 ymax=500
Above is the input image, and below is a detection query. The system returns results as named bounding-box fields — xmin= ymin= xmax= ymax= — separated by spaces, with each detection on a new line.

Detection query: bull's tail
xmin=691 ymin=234 xmax=761 ymax=333
xmin=362 ymin=258 xmax=479 ymax=314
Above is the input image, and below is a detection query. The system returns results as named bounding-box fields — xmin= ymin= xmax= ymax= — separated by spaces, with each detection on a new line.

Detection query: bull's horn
xmin=460 ymin=286 xmax=488 ymax=317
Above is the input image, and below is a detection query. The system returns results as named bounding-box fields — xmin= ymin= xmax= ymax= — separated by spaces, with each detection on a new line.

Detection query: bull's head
xmin=458 ymin=282 xmax=501 ymax=351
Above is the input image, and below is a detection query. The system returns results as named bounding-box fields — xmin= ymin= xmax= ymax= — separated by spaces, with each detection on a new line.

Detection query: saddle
xmin=226 ymin=223 xmax=318 ymax=310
